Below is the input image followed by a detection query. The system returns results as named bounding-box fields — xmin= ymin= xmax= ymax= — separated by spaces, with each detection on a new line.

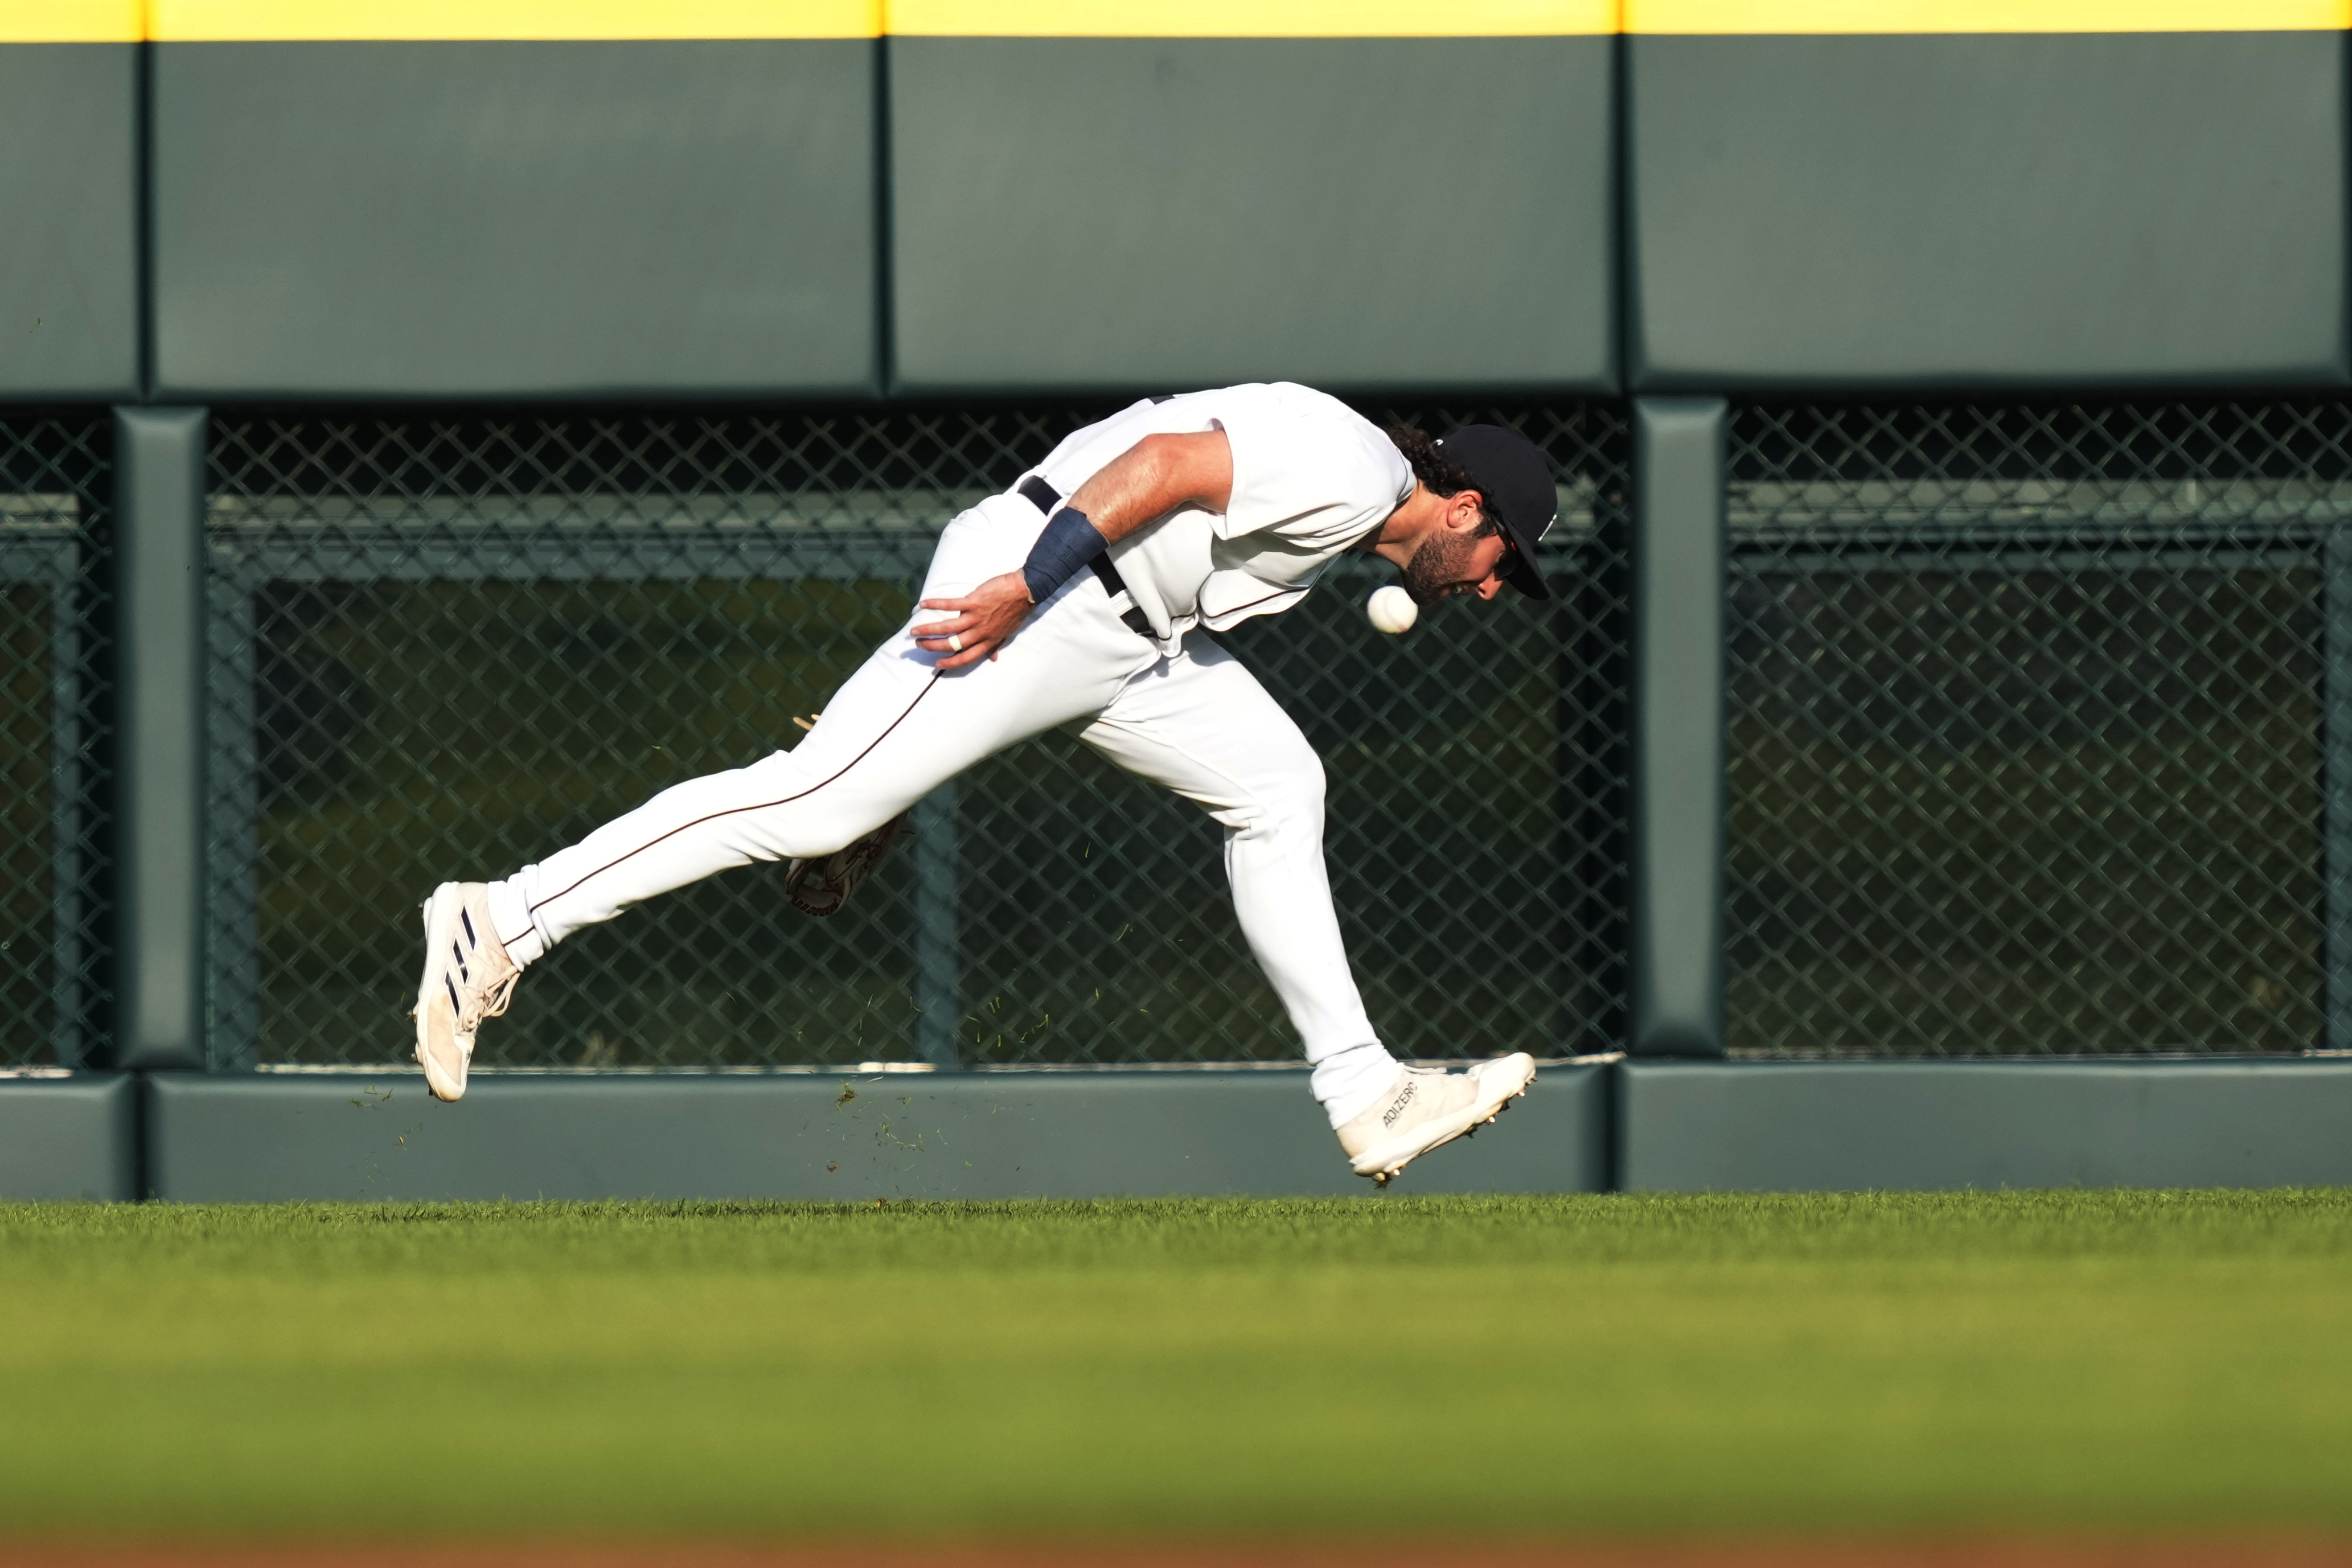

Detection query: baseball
xmin=1366 ymin=584 xmax=1418 ymax=634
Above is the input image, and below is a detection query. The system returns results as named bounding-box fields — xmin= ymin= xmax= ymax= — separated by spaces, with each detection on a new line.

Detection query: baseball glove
xmin=781 ymin=709 xmax=910 ymax=917
xmin=785 ymin=813 xmax=910 ymax=918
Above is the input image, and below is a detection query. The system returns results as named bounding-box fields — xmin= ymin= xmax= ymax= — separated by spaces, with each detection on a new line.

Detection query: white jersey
xmin=489 ymin=381 xmax=1415 ymax=1137
xmin=1030 ymin=382 xmax=1412 ymax=655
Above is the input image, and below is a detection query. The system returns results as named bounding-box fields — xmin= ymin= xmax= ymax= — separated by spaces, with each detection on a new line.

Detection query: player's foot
xmin=785 ymin=814 xmax=909 ymax=917
xmin=1336 ymin=1053 xmax=1537 ymax=1187
xmin=410 ymin=881 xmax=520 ymax=1102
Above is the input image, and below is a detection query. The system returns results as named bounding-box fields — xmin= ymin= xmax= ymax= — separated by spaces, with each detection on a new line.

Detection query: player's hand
xmin=913 ymin=572 xmax=1034 ymax=670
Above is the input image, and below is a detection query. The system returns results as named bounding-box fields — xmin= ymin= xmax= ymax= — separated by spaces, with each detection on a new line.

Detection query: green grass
xmin=3 ymin=1189 xmax=2349 ymax=1541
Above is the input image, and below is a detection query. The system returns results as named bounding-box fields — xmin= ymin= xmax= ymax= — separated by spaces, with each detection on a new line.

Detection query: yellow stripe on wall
xmin=0 ymin=0 xmax=141 ymax=40
xmin=11 ymin=0 xmax=1612 ymax=36
xmin=5 ymin=0 xmax=2338 ymax=44
xmin=885 ymin=0 xmax=1616 ymax=36
xmin=1626 ymin=0 xmax=2344 ymax=29
xmin=147 ymin=0 xmax=879 ymax=38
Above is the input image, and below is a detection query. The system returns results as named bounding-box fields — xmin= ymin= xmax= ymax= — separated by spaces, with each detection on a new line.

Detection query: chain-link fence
xmin=0 ymin=416 xmax=109 ymax=1069
xmin=206 ymin=404 xmax=1628 ymax=1072
xmin=1726 ymin=401 xmax=2350 ymax=1057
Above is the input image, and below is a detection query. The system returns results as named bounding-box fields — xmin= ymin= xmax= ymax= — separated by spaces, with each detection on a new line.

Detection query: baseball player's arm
xmin=913 ymin=430 xmax=1234 ymax=670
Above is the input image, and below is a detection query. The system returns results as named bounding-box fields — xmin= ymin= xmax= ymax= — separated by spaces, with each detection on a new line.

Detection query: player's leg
xmin=1073 ymin=633 xmax=1533 ymax=1181
xmin=412 ymin=494 xmax=1153 ymax=1098
xmin=490 ymin=649 xmax=959 ymax=967
xmin=501 ymin=498 xmax=1152 ymax=956
xmin=1072 ymin=635 xmax=1397 ymax=1121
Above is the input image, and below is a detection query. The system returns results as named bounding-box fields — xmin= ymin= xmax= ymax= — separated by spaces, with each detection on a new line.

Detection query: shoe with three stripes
xmin=410 ymin=881 xmax=520 ymax=1102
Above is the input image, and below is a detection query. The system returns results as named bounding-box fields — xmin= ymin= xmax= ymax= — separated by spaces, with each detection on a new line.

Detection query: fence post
xmin=2327 ymin=526 xmax=2352 ymax=1050
xmin=1628 ymin=396 xmax=1727 ymax=1057
xmin=112 ymin=407 xmax=208 ymax=1071
xmin=912 ymin=782 xmax=961 ymax=1069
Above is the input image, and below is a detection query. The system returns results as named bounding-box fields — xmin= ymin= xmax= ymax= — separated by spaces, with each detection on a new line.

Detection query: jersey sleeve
xmin=1213 ymin=384 xmax=1412 ymax=549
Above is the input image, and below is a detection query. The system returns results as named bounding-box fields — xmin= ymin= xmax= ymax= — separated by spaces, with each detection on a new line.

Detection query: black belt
xmin=1017 ymin=474 xmax=1151 ymax=637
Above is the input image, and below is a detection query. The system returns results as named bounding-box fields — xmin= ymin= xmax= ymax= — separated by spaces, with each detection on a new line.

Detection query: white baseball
xmin=1366 ymin=585 xmax=1419 ymax=635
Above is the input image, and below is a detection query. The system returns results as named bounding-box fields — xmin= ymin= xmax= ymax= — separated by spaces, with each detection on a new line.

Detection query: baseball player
xmin=412 ymin=382 xmax=1558 ymax=1184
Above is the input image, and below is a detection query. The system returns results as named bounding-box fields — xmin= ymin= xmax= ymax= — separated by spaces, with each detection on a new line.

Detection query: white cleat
xmin=1336 ymin=1053 xmax=1538 ymax=1187
xmin=410 ymin=881 xmax=520 ymax=1102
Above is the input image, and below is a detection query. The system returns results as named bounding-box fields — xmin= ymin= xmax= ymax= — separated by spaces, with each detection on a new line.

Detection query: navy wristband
xmin=1021 ymin=506 xmax=1108 ymax=604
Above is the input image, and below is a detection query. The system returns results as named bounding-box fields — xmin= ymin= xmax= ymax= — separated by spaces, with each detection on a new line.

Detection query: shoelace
xmin=459 ymin=971 xmax=519 ymax=1035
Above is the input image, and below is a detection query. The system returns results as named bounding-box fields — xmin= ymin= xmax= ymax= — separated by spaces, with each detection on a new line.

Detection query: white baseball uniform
xmin=483 ymin=382 xmax=1415 ymax=1126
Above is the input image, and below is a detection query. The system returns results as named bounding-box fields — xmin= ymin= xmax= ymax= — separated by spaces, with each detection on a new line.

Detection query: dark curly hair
xmin=1385 ymin=425 xmax=1501 ymax=537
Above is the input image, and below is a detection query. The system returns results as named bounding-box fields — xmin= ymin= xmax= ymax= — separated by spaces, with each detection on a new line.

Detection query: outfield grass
xmin=2 ymin=1190 xmax=2347 ymax=1542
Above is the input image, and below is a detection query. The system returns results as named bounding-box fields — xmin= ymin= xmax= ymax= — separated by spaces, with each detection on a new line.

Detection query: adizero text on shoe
xmin=410 ymin=881 xmax=521 ymax=1103
xmin=785 ymin=814 xmax=910 ymax=918
xmin=1335 ymin=1053 xmax=1538 ymax=1187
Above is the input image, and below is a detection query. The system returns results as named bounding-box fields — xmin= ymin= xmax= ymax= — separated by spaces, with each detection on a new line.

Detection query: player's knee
xmin=1237 ymin=754 xmax=1325 ymax=844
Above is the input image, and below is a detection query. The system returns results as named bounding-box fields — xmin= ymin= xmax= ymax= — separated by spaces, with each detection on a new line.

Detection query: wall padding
xmin=144 ymin=1067 xmax=1610 ymax=1201
xmin=1627 ymin=31 xmax=2349 ymax=391
xmin=0 ymin=46 xmax=138 ymax=400
xmin=889 ymin=36 xmax=1616 ymax=395
xmin=1620 ymin=1060 xmax=2352 ymax=1192
xmin=0 ymin=1075 xmax=134 ymax=1201
xmin=153 ymin=40 xmax=880 ymax=399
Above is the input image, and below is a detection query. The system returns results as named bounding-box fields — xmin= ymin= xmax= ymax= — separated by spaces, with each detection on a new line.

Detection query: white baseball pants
xmin=483 ymin=491 xmax=1401 ymax=1124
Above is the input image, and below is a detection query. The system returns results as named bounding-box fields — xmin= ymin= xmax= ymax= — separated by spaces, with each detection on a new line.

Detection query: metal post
xmin=204 ymin=569 xmax=257 ymax=1070
xmin=112 ymin=406 xmax=208 ymax=1070
xmin=1628 ymin=396 xmax=1727 ymax=1057
xmin=2325 ymin=526 xmax=2352 ymax=1049
xmin=912 ymin=781 xmax=960 ymax=1069
xmin=46 ymin=544 xmax=86 ymax=1067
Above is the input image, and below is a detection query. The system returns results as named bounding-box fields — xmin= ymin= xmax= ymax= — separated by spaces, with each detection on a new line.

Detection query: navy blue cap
xmin=1434 ymin=425 xmax=1557 ymax=600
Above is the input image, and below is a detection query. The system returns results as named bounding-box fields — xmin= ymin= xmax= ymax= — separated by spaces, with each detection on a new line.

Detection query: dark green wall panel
xmin=1629 ymin=397 xmax=1726 ymax=1056
xmin=153 ymin=40 xmax=878 ymax=400
xmin=0 ymin=46 xmax=138 ymax=400
xmin=145 ymin=1065 xmax=1607 ymax=1201
xmin=1621 ymin=1060 xmax=2352 ymax=1192
xmin=1628 ymin=32 xmax=2348 ymax=391
xmin=889 ymin=36 xmax=1615 ymax=395
xmin=0 ymin=1074 xmax=134 ymax=1200
xmin=113 ymin=408 xmax=208 ymax=1072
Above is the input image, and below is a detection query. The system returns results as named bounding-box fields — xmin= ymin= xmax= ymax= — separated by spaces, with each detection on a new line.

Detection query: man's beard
xmin=1399 ymin=527 xmax=1490 ymax=606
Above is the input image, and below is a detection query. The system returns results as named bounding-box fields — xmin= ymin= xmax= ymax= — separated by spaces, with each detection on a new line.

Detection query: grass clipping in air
xmin=2 ymin=1189 xmax=2349 ymax=1541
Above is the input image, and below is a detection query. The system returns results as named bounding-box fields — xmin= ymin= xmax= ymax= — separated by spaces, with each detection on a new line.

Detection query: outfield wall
xmin=4 ymin=0 xmax=2351 ymax=1197
xmin=0 ymin=1074 xmax=133 ymax=1201
xmin=13 ymin=1061 xmax=2352 ymax=1201
xmin=2 ymin=2 xmax=2346 ymax=400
